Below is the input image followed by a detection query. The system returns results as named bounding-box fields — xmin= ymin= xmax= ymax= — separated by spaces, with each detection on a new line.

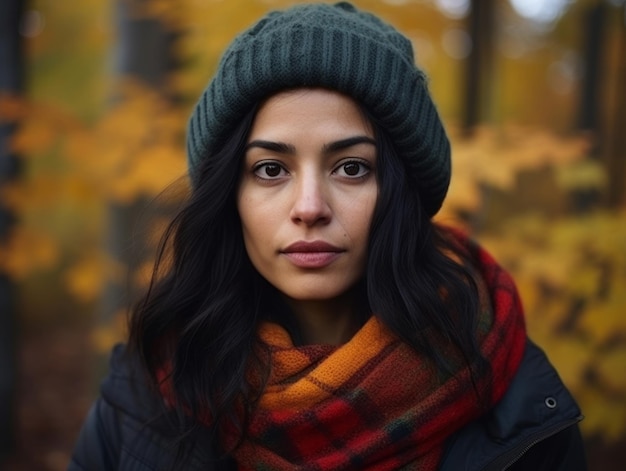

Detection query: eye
xmin=334 ymin=160 xmax=371 ymax=179
xmin=253 ymin=162 xmax=288 ymax=180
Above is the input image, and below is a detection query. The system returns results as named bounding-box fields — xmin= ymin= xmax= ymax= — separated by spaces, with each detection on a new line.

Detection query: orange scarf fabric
xmin=226 ymin=239 xmax=527 ymax=470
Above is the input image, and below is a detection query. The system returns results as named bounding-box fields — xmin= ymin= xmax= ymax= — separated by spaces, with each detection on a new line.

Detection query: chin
xmin=279 ymin=281 xmax=360 ymax=303
xmin=283 ymin=289 xmax=347 ymax=302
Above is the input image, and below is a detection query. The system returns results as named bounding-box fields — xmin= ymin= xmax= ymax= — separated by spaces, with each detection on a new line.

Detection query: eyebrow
xmin=323 ymin=136 xmax=376 ymax=153
xmin=245 ymin=140 xmax=296 ymax=154
xmin=245 ymin=135 xmax=376 ymax=155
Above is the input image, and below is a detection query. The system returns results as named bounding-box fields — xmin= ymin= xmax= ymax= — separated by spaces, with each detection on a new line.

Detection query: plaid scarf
xmin=158 ymin=236 xmax=527 ymax=470
xmin=224 ymin=237 xmax=527 ymax=470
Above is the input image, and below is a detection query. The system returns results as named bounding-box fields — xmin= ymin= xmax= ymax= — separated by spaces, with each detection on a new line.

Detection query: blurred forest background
xmin=0 ymin=0 xmax=625 ymax=469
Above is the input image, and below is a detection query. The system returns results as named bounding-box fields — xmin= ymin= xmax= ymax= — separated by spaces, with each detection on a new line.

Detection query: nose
xmin=289 ymin=173 xmax=332 ymax=226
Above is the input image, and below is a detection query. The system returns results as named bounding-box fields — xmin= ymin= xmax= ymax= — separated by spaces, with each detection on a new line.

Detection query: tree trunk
xmin=577 ymin=2 xmax=607 ymax=134
xmin=605 ymin=4 xmax=626 ymax=207
xmin=0 ymin=0 xmax=24 ymax=462
xmin=577 ymin=2 xmax=625 ymax=208
xmin=463 ymin=0 xmax=495 ymax=133
xmin=98 ymin=0 xmax=174 ymax=360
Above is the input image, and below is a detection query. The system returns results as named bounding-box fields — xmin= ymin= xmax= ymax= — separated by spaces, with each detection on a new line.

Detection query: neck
xmin=284 ymin=288 xmax=366 ymax=346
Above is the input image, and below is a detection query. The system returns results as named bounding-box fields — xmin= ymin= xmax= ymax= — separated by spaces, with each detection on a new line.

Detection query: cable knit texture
xmin=186 ymin=1 xmax=451 ymax=216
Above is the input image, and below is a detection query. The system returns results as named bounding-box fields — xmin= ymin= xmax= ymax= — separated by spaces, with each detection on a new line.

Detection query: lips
xmin=281 ymin=241 xmax=344 ymax=268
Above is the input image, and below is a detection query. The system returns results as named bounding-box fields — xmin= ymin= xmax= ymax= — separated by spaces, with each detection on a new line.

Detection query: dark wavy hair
xmin=128 ymin=98 xmax=487 ymax=460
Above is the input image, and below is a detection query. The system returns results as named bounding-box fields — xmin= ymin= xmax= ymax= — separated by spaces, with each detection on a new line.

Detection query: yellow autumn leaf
xmin=0 ymin=93 xmax=28 ymax=122
xmin=443 ymin=169 xmax=483 ymax=214
xmin=567 ymin=268 xmax=603 ymax=299
xmin=133 ymin=146 xmax=186 ymax=191
xmin=105 ymin=145 xmax=186 ymax=203
xmin=595 ymin=347 xmax=626 ymax=393
xmin=0 ymin=177 xmax=69 ymax=212
xmin=63 ymin=129 xmax=97 ymax=167
xmin=556 ymin=159 xmax=608 ymax=191
xmin=64 ymin=253 xmax=125 ymax=303
xmin=576 ymin=386 xmax=626 ymax=442
xmin=10 ymin=118 xmax=57 ymax=155
xmin=446 ymin=125 xmax=590 ymax=200
xmin=536 ymin=337 xmax=591 ymax=392
xmin=579 ymin=298 xmax=626 ymax=346
xmin=0 ymin=225 xmax=59 ymax=278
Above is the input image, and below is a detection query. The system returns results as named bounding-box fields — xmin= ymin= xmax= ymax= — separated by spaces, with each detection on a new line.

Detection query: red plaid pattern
xmin=225 ymin=233 xmax=527 ymax=470
xmin=158 ymin=231 xmax=527 ymax=470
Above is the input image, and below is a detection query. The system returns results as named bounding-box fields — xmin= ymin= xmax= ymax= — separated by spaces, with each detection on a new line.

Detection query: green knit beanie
xmin=187 ymin=1 xmax=451 ymax=216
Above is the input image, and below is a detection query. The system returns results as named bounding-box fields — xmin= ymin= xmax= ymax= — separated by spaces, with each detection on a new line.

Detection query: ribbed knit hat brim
xmin=187 ymin=2 xmax=451 ymax=216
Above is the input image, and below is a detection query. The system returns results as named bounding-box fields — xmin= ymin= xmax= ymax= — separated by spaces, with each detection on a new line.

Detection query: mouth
xmin=281 ymin=240 xmax=344 ymax=268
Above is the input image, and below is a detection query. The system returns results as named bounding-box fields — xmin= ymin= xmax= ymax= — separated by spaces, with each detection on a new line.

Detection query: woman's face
xmin=237 ymin=88 xmax=378 ymax=302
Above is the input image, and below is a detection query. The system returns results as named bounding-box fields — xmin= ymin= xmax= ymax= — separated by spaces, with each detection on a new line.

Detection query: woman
xmin=70 ymin=3 xmax=585 ymax=470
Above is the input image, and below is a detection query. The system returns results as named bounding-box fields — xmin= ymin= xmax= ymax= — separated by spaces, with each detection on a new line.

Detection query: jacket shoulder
xmin=68 ymin=396 xmax=122 ymax=470
xmin=440 ymin=339 xmax=586 ymax=471
xmin=69 ymin=344 xmax=220 ymax=471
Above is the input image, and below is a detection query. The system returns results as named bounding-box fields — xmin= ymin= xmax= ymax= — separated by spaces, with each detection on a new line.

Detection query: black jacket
xmin=69 ymin=340 xmax=585 ymax=470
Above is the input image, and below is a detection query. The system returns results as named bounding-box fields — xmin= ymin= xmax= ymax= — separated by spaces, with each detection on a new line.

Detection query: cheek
xmin=343 ymin=192 xmax=377 ymax=240
xmin=237 ymin=189 xmax=255 ymax=247
xmin=238 ymin=195 xmax=274 ymax=255
xmin=237 ymin=183 xmax=259 ymax=229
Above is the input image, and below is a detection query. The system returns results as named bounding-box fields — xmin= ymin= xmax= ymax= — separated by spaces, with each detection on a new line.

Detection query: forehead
xmin=250 ymin=88 xmax=373 ymax=138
